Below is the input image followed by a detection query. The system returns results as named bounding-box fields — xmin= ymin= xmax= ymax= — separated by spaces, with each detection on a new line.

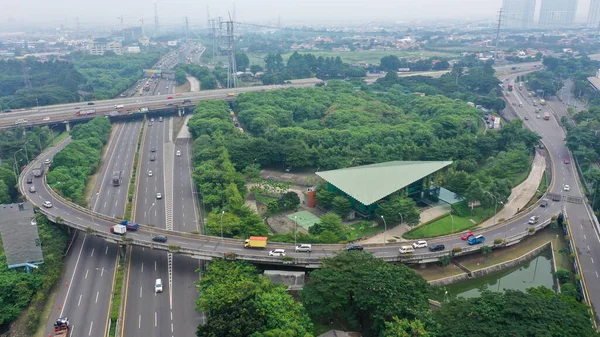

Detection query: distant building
xmin=167 ymin=40 xmax=178 ymax=46
xmin=587 ymin=69 xmax=600 ymax=92
xmin=126 ymin=46 xmax=141 ymax=53
xmin=139 ymin=36 xmax=150 ymax=46
xmin=502 ymin=0 xmax=536 ymax=30
xmin=88 ymin=40 xmax=122 ymax=56
xmin=588 ymin=0 xmax=600 ymax=28
xmin=539 ymin=0 xmax=578 ymax=29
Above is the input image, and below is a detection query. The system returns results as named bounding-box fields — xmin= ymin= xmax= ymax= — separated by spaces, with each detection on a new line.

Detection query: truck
xmin=120 ymin=220 xmax=140 ymax=231
xmin=467 ymin=235 xmax=486 ymax=245
xmin=507 ymin=84 xmax=513 ymax=91
xmin=32 ymin=163 xmax=44 ymax=177
xmin=115 ymin=104 xmax=125 ymax=109
xmin=53 ymin=317 xmax=69 ymax=336
xmin=540 ymin=99 xmax=546 ymax=105
xmin=110 ymin=224 xmax=127 ymax=235
xmin=244 ymin=236 xmax=268 ymax=248
xmin=544 ymin=112 xmax=550 ymax=120
xmin=112 ymin=171 xmax=122 ymax=186
xmin=528 ymin=216 xmax=539 ymax=224
xmin=76 ymin=109 xmax=96 ymax=116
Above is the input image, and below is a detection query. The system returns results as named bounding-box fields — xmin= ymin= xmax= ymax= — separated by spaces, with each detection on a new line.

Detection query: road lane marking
xmin=139 ymin=315 xmax=141 ymax=329
xmin=155 ymin=312 xmax=157 ymax=327
xmin=95 ymin=291 xmax=99 ymax=303
xmin=141 ymin=262 xmax=143 ymax=272
xmin=90 ymin=248 xmax=94 ymax=257
xmin=105 ymin=246 xmax=109 ymax=254
xmin=584 ymin=235 xmax=587 ymax=240
xmin=155 ymin=260 xmax=157 ymax=270
xmin=100 ymin=267 xmax=104 ymax=277
xmin=592 ymin=258 xmax=595 ymax=264
xmin=88 ymin=321 xmax=93 ymax=336
xmin=85 ymin=269 xmax=89 ymax=279
xmin=140 ymin=286 xmax=143 ymax=298
xmin=78 ymin=294 xmax=82 ymax=306
xmin=171 ymin=323 xmax=174 ymax=332
xmin=597 ymin=271 xmax=599 ymax=278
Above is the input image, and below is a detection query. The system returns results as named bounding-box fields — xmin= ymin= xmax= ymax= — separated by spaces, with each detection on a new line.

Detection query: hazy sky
xmin=0 ymin=0 xmax=594 ymax=28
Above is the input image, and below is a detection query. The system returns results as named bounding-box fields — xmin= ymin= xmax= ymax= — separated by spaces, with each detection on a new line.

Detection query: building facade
xmin=588 ymin=0 xmax=600 ymax=28
xmin=88 ymin=40 xmax=123 ymax=56
xmin=539 ymin=0 xmax=578 ymax=29
xmin=502 ymin=0 xmax=537 ymax=30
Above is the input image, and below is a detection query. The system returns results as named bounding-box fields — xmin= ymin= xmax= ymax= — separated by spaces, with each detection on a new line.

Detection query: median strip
xmin=125 ymin=121 xmax=146 ymax=220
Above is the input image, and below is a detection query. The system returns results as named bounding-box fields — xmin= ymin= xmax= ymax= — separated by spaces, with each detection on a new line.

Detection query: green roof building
xmin=316 ymin=161 xmax=452 ymax=216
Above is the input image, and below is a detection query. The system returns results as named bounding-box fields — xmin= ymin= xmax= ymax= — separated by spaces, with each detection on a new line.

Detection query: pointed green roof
xmin=316 ymin=161 xmax=452 ymax=206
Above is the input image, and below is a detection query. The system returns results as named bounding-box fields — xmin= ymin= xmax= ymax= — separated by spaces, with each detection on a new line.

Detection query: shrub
xmin=528 ymin=226 xmax=535 ymax=233
xmin=168 ymin=244 xmax=181 ymax=252
xmin=554 ymin=269 xmax=573 ymax=284
xmin=494 ymin=238 xmax=504 ymax=245
xmin=452 ymin=247 xmax=462 ymax=253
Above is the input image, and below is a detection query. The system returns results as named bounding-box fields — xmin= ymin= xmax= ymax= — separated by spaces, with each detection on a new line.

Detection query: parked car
xmin=152 ymin=235 xmax=167 ymax=243
xmin=43 ymin=201 xmax=53 ymax=208
xmin=295 ymin=244 xmax=312 ymax=252
xmin=346 ymin=243 xmax=364 ymax=251
xmin=428 ymin=244 xmax=445 ymax=252
xmin=269 ymin=249 xmax=286 ymax=257
xmin=412 ymin=240 xmax=428 ymax=249
xmin=461 ymin=232 xmax=474 ymax=240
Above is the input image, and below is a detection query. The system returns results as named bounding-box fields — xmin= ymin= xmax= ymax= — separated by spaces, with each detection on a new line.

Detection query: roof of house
xmin=316 ymin=161 xmax=452 ymax=206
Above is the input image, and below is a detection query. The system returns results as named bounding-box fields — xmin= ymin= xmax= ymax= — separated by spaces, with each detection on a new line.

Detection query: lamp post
xmin=294 ymin=216 xmax=298 ymax=247
xmin=380 ymin=215 xmax=387 ymax=245
xmin=90 ymin=192 xmax=100 ymax=227
xmin=220 ymin=210 xmax=225 ymax=240
xmin=23 ymin=140 xmax=31 ymax=163
xmin=449 ymin=212 xmax=455 ymax=234
xmin=485 ymin=192 xmax=498 ymax=226
xmin=13 ymin=149 xmax=24 ymax=175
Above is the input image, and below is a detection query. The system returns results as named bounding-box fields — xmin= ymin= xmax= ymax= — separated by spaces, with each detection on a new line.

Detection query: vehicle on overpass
xmin=121 ymin=220 xmax=140 ymax=231
xmin=32 ymin=163 xmax=44 ymax=177
xmin=507 ymin=84 xmax=513 ymax=92
xmin=110 ymin=224 xmax=127 ymax=235
xmin=467 ymin=235 xmax=485 ymax=245
xmin=76 ymin=109 xmax=96 ymax=116
xmin=244 ymin=236 xmax=268 ymax=248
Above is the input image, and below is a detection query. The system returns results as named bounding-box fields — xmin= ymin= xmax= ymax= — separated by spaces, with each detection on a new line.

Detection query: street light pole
xmin=23 ymin=140 xmax=30 ymax=163
xmin=485 ymin=191 xmax=498 ymax=226
xmin=90 ymin=192 xmax=100 ymax=227
xmin=449 ymin=212 xmax=454 ymax=234
xmin=220 ymin=210 xmax=225 ymax=240
xmin=294 ymin=216 xmax=298 ymax=247
xmin=380 ymin=215 xmax=387 ymax=245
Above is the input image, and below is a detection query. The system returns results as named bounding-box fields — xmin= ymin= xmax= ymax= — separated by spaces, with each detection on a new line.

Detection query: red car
xmin=564 ymin=158 xmax=570 ymax=164
xmin=167 ymin=96 xmax=173 ymax=99
xmin=461 ymin=232 xmax=474 ymax=240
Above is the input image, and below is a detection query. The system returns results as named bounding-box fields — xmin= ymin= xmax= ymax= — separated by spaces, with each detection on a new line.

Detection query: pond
xmin=438 ymin=248 xmax=555 ymax=301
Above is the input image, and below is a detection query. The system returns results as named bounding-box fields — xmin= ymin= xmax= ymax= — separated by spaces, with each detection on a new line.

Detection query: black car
xmin=26 ymin=176 xmax=33 ymax=184
xmin=87 ymin=102 xmax=95 ymax=105
xmin=540 ymin=200 xmax=548 ymax=208
xmin=151 ymin=147 xmax=157 ymax=152
xmin=428 ymin=244 xmax=445 ymax=252
xmin=346 ymin=243 xmax=364 ymax=251
xmin=152 ymin=235 xmax=168 ymax=243
xmin=183 ymin=99 xmax=192 ymax=104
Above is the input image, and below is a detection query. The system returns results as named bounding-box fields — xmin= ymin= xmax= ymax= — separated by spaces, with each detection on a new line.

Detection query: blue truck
xmin=120 ymin=220 xmax=139 ymax=231
xmin=467 ymin=235 xmax=486 ymax=245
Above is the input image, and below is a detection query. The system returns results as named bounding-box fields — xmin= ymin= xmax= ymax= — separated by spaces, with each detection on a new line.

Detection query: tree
xmin=301 ymin=251 xmax=433 ymax=336
xmin=381 ymin=317 xmax=433 ymax=337
xmin=434 ymin=288 xmax=598 ymax=337
xmin=309 ymin=213 xmax=344 ymax=237
xmin=439 ymin=255 xmax=451 ymax=268
xmin=331 ymin=196 xmax=352 ymax=218
xmin=235 ymin=52 xmax=250 ymax=71
xmin=481 ymin=245 xmax=492 ymax=259
xmin=0 ymin=179 xmax=10 ymax=204
xmin=316 ymin=186 xmax=335 ymax=208
xmin=554 ymin=269 xmax=573 ymax=284
xmin=250 ymin=64 xmax=263 ymax=76
xmin=175 ymin=70 xmax=187 ymax=85
xmin=277 ymin=191 xmax=300 ymax=210
xmin=380 ymin=55 xmax=401 ymax=72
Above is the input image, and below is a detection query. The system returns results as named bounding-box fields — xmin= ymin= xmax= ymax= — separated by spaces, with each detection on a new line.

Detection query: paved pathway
xmin=360 ymin=151 xmax=546 ymax=243
xmin=187 ymin=76 xmax=200 ymax=92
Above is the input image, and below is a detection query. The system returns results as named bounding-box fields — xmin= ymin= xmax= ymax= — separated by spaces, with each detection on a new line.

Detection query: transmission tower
xmin=185 ymin=17 xmax=189 ymax=42
xmin=117 ymin=15 xmax=125 ymax=39
xmin=21 ymin=62 xmax=32 ymax=89
xmin=140 ymin=18 xmax=145 ymax=36
xmin=206 ymin=6 xmax=211 ymax=30
xmin=210 ymin=18 xmax=221 ymax=62
xmin=494 ymin=7 xmax=503 ymax=60
xmin=222 ymin=16 xmax=237 ymax=88
xmin=154 ymin=3 xmax=160 ymax=31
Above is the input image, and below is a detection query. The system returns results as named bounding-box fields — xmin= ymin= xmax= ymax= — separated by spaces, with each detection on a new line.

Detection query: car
xmin=461 ymin=232 xmax=475 ymax=240
xmin=151 ymin=118 xmax=154 ymax=122
xmin=148 ymin=170 xmax=153 ymax=177
xmin=183 ymin=99 xmax=192 ymax=104
xmin=269 ymin=249 xmax=286 ymax=257
xmin=87 ymin=102 xmax=95 ymax=105
xmin=43 ymin=201 xmax=53 ymax=208
xmin=399 ymin=245 xmax=415 ymax=254
xmin=540 ymin=199 xmax=548 ymax=207
xmin=564 ymin=158 xmax=570 ymax=164
xmin=155 ymin=279 xmax=163 ymax=293
xmin=536 ymin=114 xmax=540 ymax=119
xmin=564 ymin=185 xmax=570 ymax=191
xmin=166 ymin=86 xmax=169 ymax=89
xmin=176 ymin=150 xmax=181 ymax=157
xmin=166 ymin=103 xmax=174 ymax=106
xmin=150 ymin=154 xmax=156 ymax=161
xmin=43 ymin=117 xmax=50 ymax=121
xmin=428 ymin=243 xmax=445 ymax=252
xmin=152 ymin=235 xmax=167 ymax=243
xmin=156 ymin=192 xmax=162 ymax=199
xmin=412 ymin=240 xmax=428 ymax=249
xmin=44 ymin=158 xmax=51 ymax=165
xmin=26 ymin=176 xmax=33 ymax=184
xmin=151 ymin=147 xmax=156 ymax=152
xmin=4 ymin=109 xmax=12 ymax=112
xmin=295 ymin=244 xmax=312 ymax=252
xmin=159 ymin=117 xmax=163 ymax=122
xmin=524 ymin=116 xmax=529 ymax=120
xmin=167 ymin=96 xmax=173 ymax=99
xmin=346 ymin=243 xmax=364 ymax=251
xmin=29 ymin=186 xmax=36 ymax=193
xmin=149 ymin=122 xmax=153 ymax=126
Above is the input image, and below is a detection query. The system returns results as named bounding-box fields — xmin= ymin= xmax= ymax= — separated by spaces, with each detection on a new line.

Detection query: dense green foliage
xmin=261 ymin=52 xmax=366 ymax=84
xmin=46 ymin=117 xmax=111 ymax=205
xmin=301 ymin=251 xmax=435 ymax=337
xmin=0 ymin=126 xmax=58 ymax=202
xmin=539 ymin=55 xmax=600 ymax=102
xmin=66 ymin=51 xmax=162 ymax=100
xmin=434 ymin=287 xmax=599 ymax=337
xmin=196 ymin=259 xmax=313 ymax=337
xmin=379 ymin=55 xmax=450 ymax=72
xmin=0 ymin=213 xmax=68 ymax=330
xmin=0 ymin=58 xmax=84 ymax=110
xmin=176 ymin=64 xmax=218 ymax=90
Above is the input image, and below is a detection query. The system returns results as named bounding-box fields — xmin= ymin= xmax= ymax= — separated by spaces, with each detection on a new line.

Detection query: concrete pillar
xmin=65 ymin=121 xmax=71 ymax=132
xmin=178 ymin=108 xmax=182 ymax=117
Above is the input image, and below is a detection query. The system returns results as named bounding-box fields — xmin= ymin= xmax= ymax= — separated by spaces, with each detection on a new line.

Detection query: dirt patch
xmin=267 ymin=212 xmax=310 ymax=234
xmin=260 ymin=169 xmax=323 ymax=187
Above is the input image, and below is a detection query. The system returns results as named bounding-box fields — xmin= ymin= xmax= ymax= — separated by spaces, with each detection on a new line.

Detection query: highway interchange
xmin=13 ymin=60 xmax=600 ymax=334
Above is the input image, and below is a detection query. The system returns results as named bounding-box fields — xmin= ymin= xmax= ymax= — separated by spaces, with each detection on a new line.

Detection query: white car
xmin=156 ymin=192 xmax=162 ymax=199
xmin=176 ymin=150 xmax=181 ymax=157
xmin=43 ymin=201 xmax=53 ymax=208
xmin=43 ymin=117 xmax=50 ymax=121
xmin=564 ymin=185 xmax=570 ymax=191
xmin=412 ymin=240 xmax=428 ymax=249
xmin=155 ymin=279 xmax=163 ymax=293
xmin=44 ymin=158 xmax=51 ymax=165
xmin=295 ymin=244 xmax=312 ymax=252
xmin=148 ymin=170 xmax=153 ymax=177
xmin=269 ymin=249 xmax=286 ymax=257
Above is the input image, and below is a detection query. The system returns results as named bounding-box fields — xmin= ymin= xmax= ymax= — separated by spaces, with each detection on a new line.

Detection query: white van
xmin=155 ymin=279 xmax=163 ymax=293
xmin=399 ymin=246 xmax=415 ymax=254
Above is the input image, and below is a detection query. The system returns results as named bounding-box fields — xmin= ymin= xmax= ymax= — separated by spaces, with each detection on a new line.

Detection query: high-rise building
xmin=539 ymin=0 xmax=578 ymax=29
xmin=588 ymin=0 xmax=600 ymax=28
xmin=502 ymin=0 xmax=537 ymax=30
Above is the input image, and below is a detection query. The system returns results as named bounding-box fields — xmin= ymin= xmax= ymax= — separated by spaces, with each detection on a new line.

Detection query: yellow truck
xmin=244 ymin=236 xmax=268 ymax=248
xmin=227 ymin=92 xmax=235 ymax=97
xmin=540 ymin=99 xmax=546 ymax=105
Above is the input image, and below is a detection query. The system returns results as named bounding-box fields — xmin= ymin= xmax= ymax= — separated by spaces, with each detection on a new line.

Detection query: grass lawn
xmin=175 ymin=80 xmax=190 ymax=93
xmin=404 ymin=203 xmax=493 ymax=239
xmin=49 ymin=131 xmax=68 ymax=146
xmin=345 ymin=221 xmax=384 ymax=241
xmin=254 ymin=191 xmax=278 ymax=204
xmin=247 ymin=50 xmax=459 ymax=67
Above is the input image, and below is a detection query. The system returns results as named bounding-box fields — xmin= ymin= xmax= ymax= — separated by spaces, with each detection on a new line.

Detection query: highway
xmin=504 ymin=78 xmax=600 ymax=323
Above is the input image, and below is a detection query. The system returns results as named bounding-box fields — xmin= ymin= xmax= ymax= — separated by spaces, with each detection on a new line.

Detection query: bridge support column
xmin=178 ymin=108 xmax=183 ymax=117
xmin=65 ymin=122 xmax=71 ymax=132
